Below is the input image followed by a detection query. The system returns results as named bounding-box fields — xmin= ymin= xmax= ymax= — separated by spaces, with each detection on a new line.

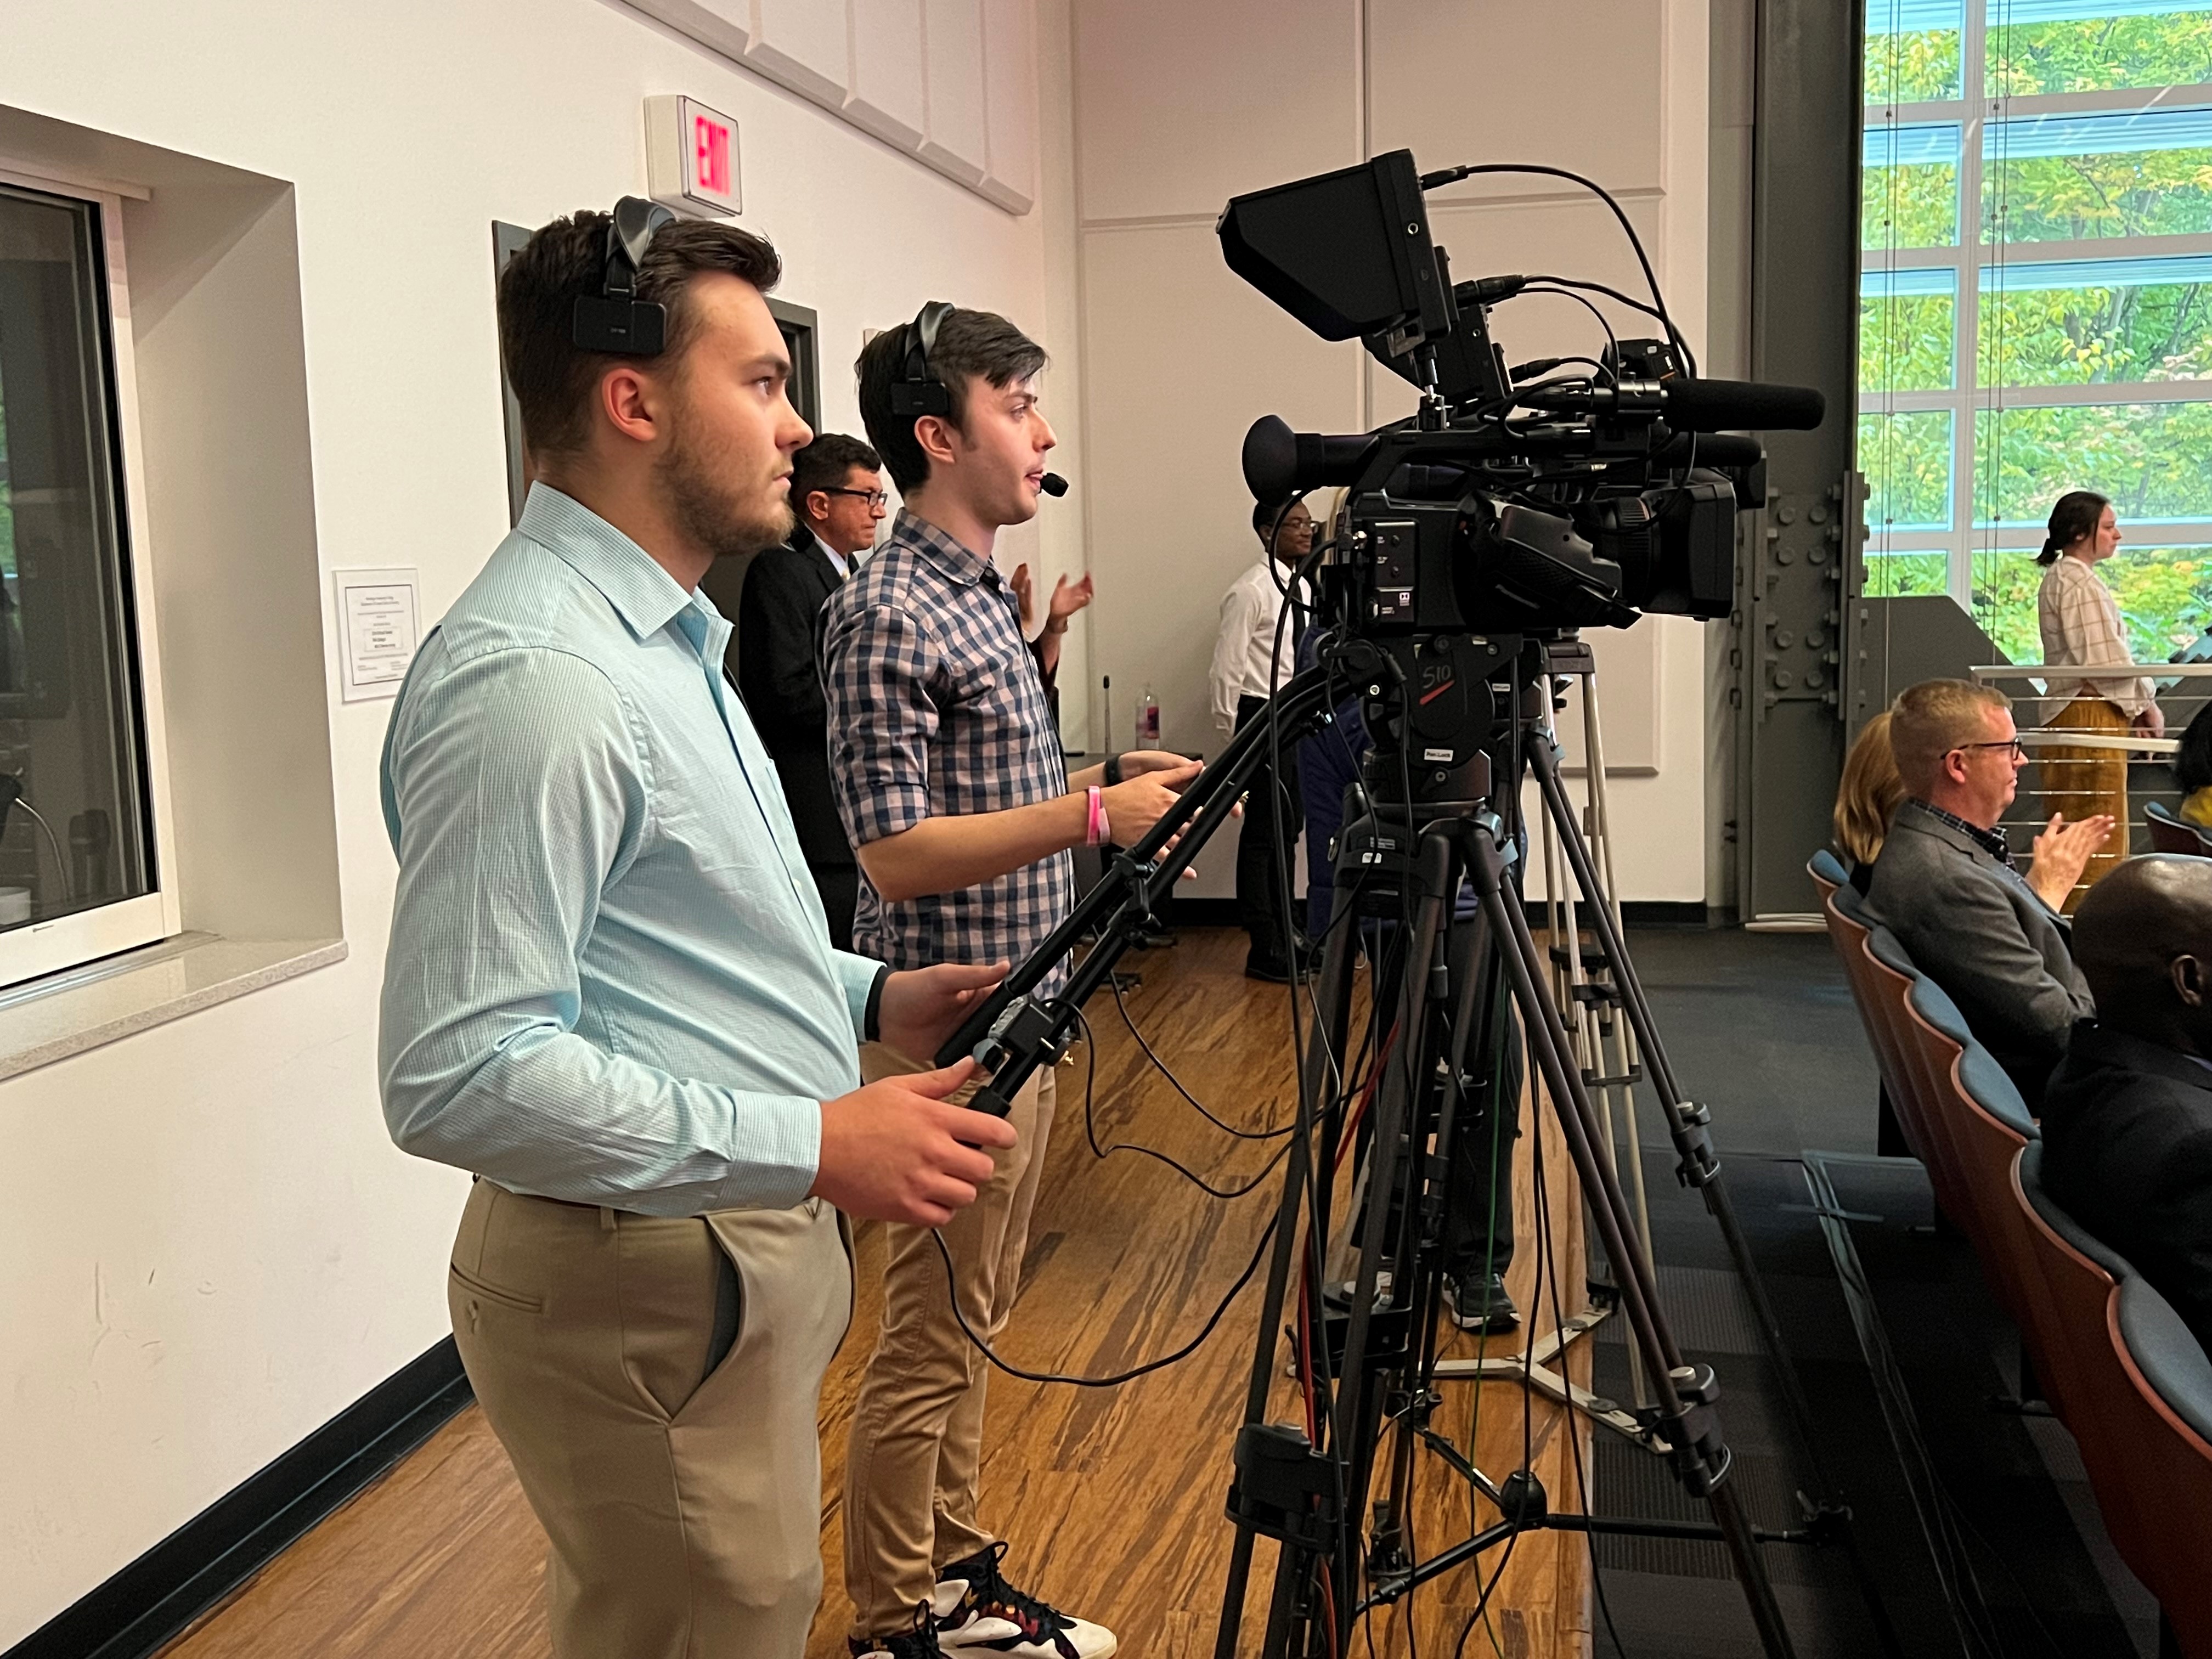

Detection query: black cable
xmin=1072 ymin=1007 xmax=1290 ymax=1199
xmin=1420 ymin=165 xmax=1694 ymax=377
xmin=1519 ymin=291 xmax=1620 ymax=386
xmin=1525 ymin=275 xmax=1671 ymax=336
xmin=932 ymin=1206 xmax=1279 ymax=1389
xmin=1109 ymin=974 xmax=1296 ymax=1140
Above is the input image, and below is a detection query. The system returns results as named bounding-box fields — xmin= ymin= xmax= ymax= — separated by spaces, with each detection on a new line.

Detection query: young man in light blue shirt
xmin=378 ymin=206 xmax=1018 ymax=1659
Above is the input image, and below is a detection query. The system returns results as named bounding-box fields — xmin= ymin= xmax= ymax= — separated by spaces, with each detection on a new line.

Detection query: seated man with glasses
xmin=1866 ymin=678 xmax=2108 ymax=1111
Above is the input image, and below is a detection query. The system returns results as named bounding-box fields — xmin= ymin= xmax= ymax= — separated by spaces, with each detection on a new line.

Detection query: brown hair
xmin=497 ymin=211 xmax=783 ymax=461
xmin=2037 ymin=489 xmax=2111 ymax=566
xmin=1888 ymin=679 xmax=2011 ymax=796
xmin=791 ymin=432 xmax=882 ymax=511
xmin=856 ymin=307 xmax=1048 ymax=493
xmin=1834 ymin=711 xmax=1906 ymax=866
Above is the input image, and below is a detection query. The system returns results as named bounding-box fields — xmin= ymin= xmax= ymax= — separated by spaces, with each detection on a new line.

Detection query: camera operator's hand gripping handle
xmin=932 ymin=666 xmax=1341 ymax=1112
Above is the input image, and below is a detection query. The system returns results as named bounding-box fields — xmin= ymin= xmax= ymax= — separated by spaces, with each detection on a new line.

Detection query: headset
xmin=886 ymin=298 xmax=1070 ymax=496
xmin=572 ymin=196 xmax=677 ymax=356
xmin=890 ymin=299 xmax=956 ymax=417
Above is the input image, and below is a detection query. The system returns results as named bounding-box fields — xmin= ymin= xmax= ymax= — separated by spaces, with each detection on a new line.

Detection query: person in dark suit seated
xmin=2043 ymin=854 xmax=2212 ymax=1355
xmin=1866 ymin=678 xmax=2107 ymax=1111
xmin=735 ymin=433 xmax=885 ymax=947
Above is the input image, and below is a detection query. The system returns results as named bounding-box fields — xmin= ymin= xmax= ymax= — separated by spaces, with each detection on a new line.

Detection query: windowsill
xmin=0 ymin=933 xmax=348 ymax=1084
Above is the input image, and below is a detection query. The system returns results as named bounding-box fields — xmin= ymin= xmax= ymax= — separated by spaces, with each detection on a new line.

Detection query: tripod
xmin=1210 ymin=645 xmax=1796 ymax=1659
xmin=932 ymin=636 xmax=1831 ymax=1658
xmin=1427 ymin=636 xmax=1666 ymax=1442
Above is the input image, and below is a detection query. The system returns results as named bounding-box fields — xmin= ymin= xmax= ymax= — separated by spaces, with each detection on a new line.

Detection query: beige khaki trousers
xmin=843 ymin=1044 xmax=1057 ymax=1639
xmin=449 ymin=1178 xmax=852 ymax=1659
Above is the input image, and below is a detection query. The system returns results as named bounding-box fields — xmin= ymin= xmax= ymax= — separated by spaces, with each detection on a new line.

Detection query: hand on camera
xmin=877 ymin=960 xmax=1008 ymax=1062
xmin=1102 ymin=759 xmax=1203 ymax=848
xmin=810 ymin=1060 xmax=1018 ymax=1227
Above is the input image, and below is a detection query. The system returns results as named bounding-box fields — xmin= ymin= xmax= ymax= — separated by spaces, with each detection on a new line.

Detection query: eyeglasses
xmin=822 ymin=488 xmax=890 ymax=510
xmin=1954 ymin=738 xmax=2026 ymax=759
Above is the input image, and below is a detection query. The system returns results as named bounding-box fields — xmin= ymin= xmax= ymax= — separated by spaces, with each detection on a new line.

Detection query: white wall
xmin=1069 ymin=0 xmax=1713 ymax=901
xmin=0 ymin=1 xmax=1064 ymax=1639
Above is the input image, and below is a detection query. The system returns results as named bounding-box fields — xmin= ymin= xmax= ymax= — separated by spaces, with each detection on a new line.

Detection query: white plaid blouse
xmin=2037 ymin=554 xmax=2154 ymax=719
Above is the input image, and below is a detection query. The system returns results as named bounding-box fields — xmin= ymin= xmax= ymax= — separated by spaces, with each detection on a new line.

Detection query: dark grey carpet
xmin=1550 ymin=927 xmax=2160 ymax=1659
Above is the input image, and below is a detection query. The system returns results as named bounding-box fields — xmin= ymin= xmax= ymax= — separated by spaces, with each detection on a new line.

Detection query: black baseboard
xmin=7 ymin=1338 xmax=472 ymax=1659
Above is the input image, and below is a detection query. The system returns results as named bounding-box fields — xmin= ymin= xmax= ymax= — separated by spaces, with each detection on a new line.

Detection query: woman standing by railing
xmin=2037 ymin=489 xmax=2161 ymax=905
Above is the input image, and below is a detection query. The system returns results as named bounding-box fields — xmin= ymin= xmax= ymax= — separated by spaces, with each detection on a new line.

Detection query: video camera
xmin=1220 ymin=148 xmax=1824 ymax=648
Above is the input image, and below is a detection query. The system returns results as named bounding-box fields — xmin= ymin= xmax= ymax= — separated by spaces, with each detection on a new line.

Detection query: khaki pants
xmin=2044 ymin=693 xmax=2131 ymax=909
xmin=843 ymin=1045 xmax=1057 ymax=1639
xmin=449 ymin=1179 xmax=852 ymax=1658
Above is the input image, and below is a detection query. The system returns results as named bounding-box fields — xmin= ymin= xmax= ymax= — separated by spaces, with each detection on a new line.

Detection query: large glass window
xmin=0 ymin=182 xmax=157 ymax=973
xmin=1860 ymin=1 xmax=2212 ymax=654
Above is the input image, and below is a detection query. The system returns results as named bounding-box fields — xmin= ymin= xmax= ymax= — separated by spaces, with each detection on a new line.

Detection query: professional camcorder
xmin=1221 ymin=148 xmax=1824 ymax=641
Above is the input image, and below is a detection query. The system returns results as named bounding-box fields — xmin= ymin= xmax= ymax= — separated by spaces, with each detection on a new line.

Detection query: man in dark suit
xmin=733 ymin=433 xmax=885 ymax=947
xmin=2043 ymin=854 xmax=2212 ymax=1355
xmin=1867 ymin=678 xmax=2097 ymax=1111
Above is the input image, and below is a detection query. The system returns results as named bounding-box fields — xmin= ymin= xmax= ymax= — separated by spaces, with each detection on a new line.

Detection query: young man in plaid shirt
xmin=821 ymin=308 xmax=1197 ymax=1658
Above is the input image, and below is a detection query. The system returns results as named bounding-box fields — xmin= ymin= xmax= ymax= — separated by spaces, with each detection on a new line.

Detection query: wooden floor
xmin=160 ymin=928 xmax=1592 ymax=1658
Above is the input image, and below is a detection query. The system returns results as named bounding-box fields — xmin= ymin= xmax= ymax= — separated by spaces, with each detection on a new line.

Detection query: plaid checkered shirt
xmin=2037 ymin=554 xmax=2155 ymax=719
xmin=821 ymin=507 xmax=1073 ymax=997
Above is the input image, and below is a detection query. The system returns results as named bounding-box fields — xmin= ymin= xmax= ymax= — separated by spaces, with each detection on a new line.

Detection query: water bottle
xmin=1136 ymin=686 xmax=1161 ymax=748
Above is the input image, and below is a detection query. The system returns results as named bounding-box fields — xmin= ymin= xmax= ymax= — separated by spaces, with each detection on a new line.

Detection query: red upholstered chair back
xmin=2104 ymin=1282 xmax=2212 ymax=1657
xmin=1816 ymin=887 xmax=1921 ymax=1163
xmin=2009 ymin=1148 xmax=2148 ymax=1571
xmin=1893 ymin=995 xmax=2036 ymax=1322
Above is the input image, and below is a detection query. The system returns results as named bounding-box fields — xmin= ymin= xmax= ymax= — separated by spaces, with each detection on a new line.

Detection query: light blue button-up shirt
xmin=378 ymin=485 xmax=882 ymax=1216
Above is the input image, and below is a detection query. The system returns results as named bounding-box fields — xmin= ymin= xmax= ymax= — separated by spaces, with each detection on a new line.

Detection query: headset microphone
xmin=1040 ymin=472 xmax=1069 ymax=498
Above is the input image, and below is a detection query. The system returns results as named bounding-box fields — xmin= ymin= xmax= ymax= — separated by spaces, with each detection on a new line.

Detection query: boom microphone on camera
xmin=1519 ymin=376 xmax=1825 ymax=433
xmin=1040 ymin=472 xmax=1070 ymax=497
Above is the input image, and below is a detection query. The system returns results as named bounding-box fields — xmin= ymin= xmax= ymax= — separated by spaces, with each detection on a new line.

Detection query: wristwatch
xmin=1105 ymin=753 xmax=1124 ymax=787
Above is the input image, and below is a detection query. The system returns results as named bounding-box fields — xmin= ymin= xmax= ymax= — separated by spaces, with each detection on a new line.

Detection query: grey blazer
xmin=1865 ymin=799 xmax=2095 ymax=1111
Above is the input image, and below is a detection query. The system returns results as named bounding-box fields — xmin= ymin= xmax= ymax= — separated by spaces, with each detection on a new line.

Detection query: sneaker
xmin=1447 ymin=1272 xmax=1520 ymax=1335
xmin=932 ymin=1542 xmax=1118 ymax=1657
xmin=852 ymin=1600 xmax=945 ymax=1657
xmin=1245 ymin=951 xmax=1313 ymax=984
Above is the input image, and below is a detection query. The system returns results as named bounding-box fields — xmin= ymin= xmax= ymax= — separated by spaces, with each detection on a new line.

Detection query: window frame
xmin=0 ymin=162 xmax=183 ymax=988
xmin=1860 ymin=1 xmax=2212 ymax=617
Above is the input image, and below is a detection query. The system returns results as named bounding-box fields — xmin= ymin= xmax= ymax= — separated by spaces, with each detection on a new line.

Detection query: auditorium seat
xmin=2146 ymin=799 xmax=2212 ymax=856
xmin=1867 ymin=928 xmax=2042 ymax=1324
xmin=1808 ymin=846 xmax=1845 ymax=903
xmin=2015 ymin=1144 xmax=2212 ymax=1657
xmin=1814 ymin=868 xmax=1932 ymax=1170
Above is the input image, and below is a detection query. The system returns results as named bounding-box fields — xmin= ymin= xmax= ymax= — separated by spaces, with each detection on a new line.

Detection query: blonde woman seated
xmin=1833 ymin=707 xmax=2113 ymax=907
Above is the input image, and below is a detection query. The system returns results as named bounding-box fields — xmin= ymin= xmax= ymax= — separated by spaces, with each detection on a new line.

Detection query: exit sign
xmin=645 ymin=95 xmax=742 ymax=217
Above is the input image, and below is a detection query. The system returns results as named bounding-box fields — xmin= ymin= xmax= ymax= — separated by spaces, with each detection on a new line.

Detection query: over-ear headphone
xmin=890 ymin=300 xmax=955 ymax=417
xmin=572 ymin=196 xmax=676 ymax=355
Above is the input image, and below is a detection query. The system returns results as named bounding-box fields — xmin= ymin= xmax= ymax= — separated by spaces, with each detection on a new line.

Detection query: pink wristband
xmin=1086 ymin=785 xmax=1111 ymax=848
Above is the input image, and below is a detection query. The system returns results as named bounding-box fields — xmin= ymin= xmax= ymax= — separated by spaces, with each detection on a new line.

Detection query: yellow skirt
xmin=2040 ymin=694 xmax=2131 ymax=909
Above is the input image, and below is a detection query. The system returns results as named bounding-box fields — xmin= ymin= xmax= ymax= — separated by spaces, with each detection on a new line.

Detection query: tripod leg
xmin=1328 ymin=830 xmax=1454 ymax=1654
xmin=1526 ymin=745 xmax=1852 ymax=1464
xmin=1464 ymin=821 xmax=1799 ymax=1659
xmin=1215 ymin=867 xmax=1363 ymax=1659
